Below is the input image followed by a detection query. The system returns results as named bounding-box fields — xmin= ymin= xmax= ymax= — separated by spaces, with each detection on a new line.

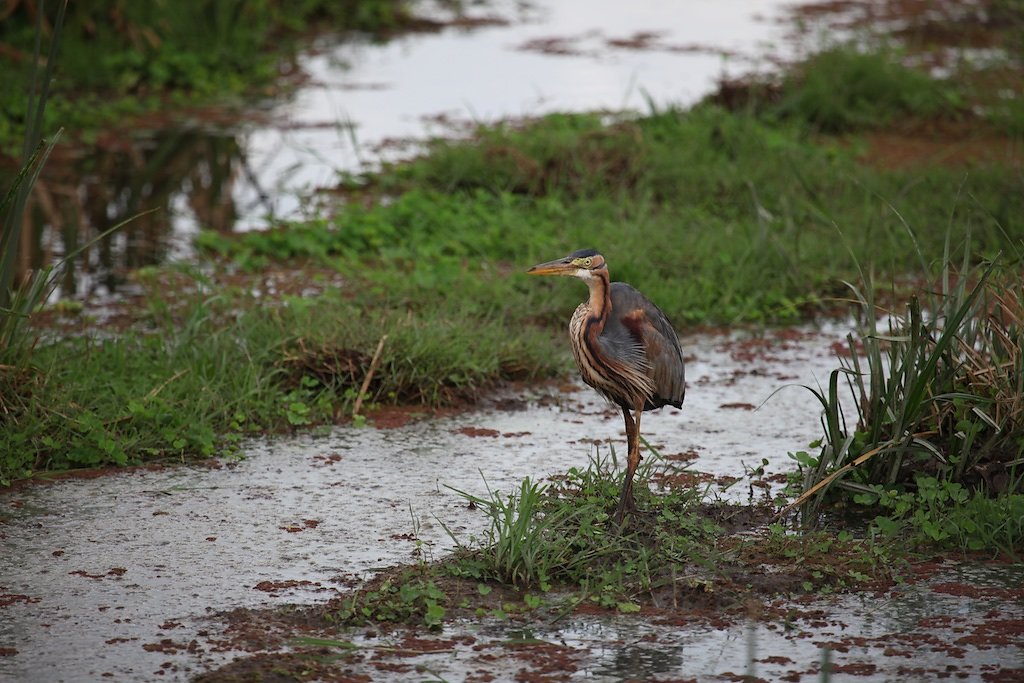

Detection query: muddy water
xmin=26 ymin=0 xmax=817 ymax=298
xmin=326 ymin=560 xmax=1024 ymax=681
xmin=2 ymin=325 xmax=1022 ymax=682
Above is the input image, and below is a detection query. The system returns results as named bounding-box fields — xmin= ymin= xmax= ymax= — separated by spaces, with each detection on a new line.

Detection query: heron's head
xmin=527 ymin=248 xmax=607 ymax=281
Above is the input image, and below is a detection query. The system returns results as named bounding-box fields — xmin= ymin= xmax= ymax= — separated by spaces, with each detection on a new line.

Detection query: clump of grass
xmin=441 ymin=452 xmax=889 ymax=608
xmin=789 ymin=247 xmax=1024 ymax=551
xmin=442 ymin=450 xmax=712 ymax=606
xmin=858 ymin=474 xmax=1024 ymax=556
xmin=1 ymin=0 xmax=67 ymax=359
xmin=771 ymin=46 xmax=963 ymax=132
xmin=443 ymin=477 xmax=604 ymax=589
xmin=370 ymin=113 xmax=647 ymax=199
xmin=329 ymin=572 xmax=447 ymax=630
xmin=353 ymin=107 xmax=832 ymax=208
xmin=798 ymin=264 xmax=1023 ymax=498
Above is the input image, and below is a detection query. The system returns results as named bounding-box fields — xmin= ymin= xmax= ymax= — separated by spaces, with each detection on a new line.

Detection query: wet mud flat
xmin=2 ymin=325 xmax=1022 ymax=681
xmin=196 ymin=560 xmax=1024 ymax=682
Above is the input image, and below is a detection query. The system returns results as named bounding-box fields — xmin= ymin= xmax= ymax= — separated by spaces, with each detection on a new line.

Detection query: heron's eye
xmin=581 ymin=257 xmax=593 ymax=267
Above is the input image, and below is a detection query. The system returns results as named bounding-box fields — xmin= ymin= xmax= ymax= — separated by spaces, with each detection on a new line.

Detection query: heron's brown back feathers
xmin=569 ymin=278 xmax=685 ymax=412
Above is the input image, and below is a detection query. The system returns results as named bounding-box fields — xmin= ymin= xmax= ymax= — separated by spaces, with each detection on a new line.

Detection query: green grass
xmin=201 ymin=105 xmax=1023 ymax=326
xmin=792 ymin=262 xmax=1024 ymax=489
xmin=0 ymin=1 xmax=66 ymax=358
xmin=330 ymin=573 xmax=447 ymax=630
xmin=292 ymin=454 xmax=897 ymax=636
xmin=8 ymin=106 xmax=1023 ymax=482
xmin=441 ymin=451 xmax=717 ymax=604
xmin=0 ymin=276 xmax=560 ymax=483
xmin=436 ymin=451 xmax=891 ymax=608
xmin=860 ymin=476 xmax=1024 ymax=557
xmin=783 ymin=247 xmax=1024 ymax=552
xmin=770 ymin=47 xmax=964 ymax=132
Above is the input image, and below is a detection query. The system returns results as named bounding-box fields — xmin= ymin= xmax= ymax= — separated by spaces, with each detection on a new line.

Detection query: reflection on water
xmin=10 ymin=0 xmax=811 ymax=299
xmin=600 ymin=636 xmax=686 ymax=678
xmin=484 ymin=561 xmax=1024 ymax=682
xmin=17 ymin=128 xmax=253 ymax=298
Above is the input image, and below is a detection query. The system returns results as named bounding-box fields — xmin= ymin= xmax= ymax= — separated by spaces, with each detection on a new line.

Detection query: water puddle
xmin=2 ymin=324 xmax=1022 ymax=681
xmin=22 ymin=0 xmax=819 ymax=298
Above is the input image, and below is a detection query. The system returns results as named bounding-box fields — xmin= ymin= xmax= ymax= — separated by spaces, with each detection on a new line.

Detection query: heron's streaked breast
xmin=569 ymin=303 xmax=655 ymax=409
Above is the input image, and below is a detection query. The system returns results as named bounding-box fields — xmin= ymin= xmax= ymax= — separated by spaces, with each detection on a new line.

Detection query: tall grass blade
xmin=0 ymin=0 xmax=68 ymax=342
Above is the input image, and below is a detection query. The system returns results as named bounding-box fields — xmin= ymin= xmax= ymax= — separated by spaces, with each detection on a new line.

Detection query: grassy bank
xmin=201 ymin=104 xmax=1021 ymax=325
xmin=1 ymin=271 xmax=561 ymax=479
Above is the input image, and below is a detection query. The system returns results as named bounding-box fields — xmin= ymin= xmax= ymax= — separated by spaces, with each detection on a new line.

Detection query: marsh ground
xmin=2 ymin=1 xmax=1023 ymax=680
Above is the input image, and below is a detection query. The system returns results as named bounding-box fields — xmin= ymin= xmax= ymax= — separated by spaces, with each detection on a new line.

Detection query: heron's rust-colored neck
xmin=585 ymin=268 xmax=611 ymax=329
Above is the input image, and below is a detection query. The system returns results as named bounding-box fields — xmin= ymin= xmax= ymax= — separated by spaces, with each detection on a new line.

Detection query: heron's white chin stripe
xmin=575 ymin=269 xmax=593 ymax=280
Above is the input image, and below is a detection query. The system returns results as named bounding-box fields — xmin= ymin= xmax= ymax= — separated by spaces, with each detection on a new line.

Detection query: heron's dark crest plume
xmin=528 ymin=249 xmax=686 ymax=522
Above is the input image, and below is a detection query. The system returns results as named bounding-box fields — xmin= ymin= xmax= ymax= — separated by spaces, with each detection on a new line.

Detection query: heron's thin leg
xmin=616 ymin=404 xmax=644 ymax=522
xmin=633 ymin=407 xmax=643 ymax=463
xmin=620 ymin=406 xmax=636 ymax=460
xmin=631 ymin=405 xmax=644 ymax=492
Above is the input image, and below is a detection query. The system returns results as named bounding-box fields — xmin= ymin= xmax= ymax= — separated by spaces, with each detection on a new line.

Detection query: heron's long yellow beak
xmin=527 ymin=257 xmax=574 ymax=276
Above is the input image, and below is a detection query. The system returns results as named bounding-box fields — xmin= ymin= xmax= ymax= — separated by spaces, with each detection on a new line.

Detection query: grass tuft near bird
xmin=528 ymin=248 xmax=686 ymax=522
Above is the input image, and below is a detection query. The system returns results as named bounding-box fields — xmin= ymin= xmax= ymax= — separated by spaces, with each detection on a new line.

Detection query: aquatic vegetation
xmin=0 ymin=276 xmax=561 ymax=484
xmin=790 ymin=253 xmax=1024 ymax=552
xmin=330 ymin=573 xmax=447 ymax=630
xmin=770 ymin=47 xmax=964 ymax=132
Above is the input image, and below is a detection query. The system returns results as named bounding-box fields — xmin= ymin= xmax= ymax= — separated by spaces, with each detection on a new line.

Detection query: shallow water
xmin=0 ymin=324 xmax=838 ymax=681
xmin=244 ymin=0 xmax=811 ymax=228
xmin=2 ymin=324 xmax=1022 ymax=682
